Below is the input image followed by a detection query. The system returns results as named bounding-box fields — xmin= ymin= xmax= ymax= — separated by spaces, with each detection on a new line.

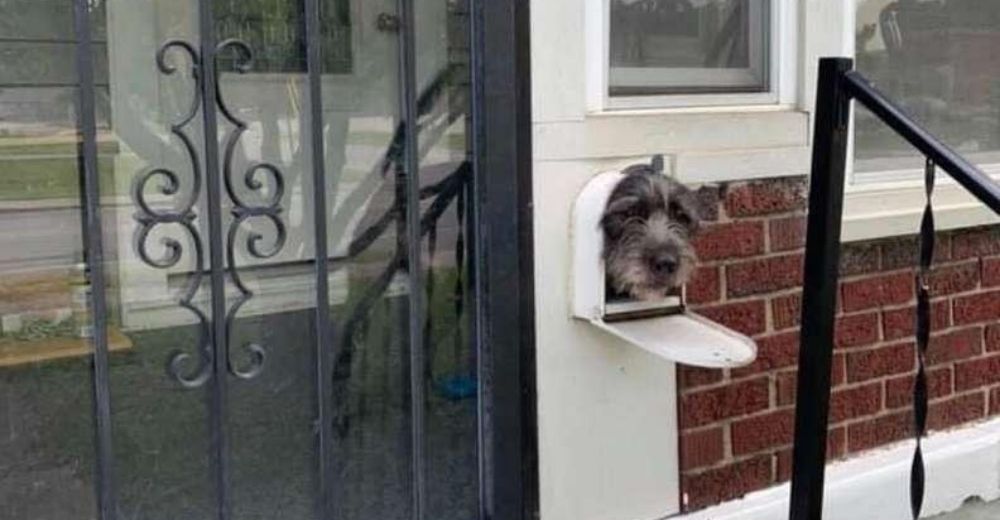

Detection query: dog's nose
xmin=651 ymin=255 xmax=678 ymax=276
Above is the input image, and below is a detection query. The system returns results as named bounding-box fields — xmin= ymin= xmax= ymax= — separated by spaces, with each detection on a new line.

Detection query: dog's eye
xmin=623 ymin=205 xmax=647 ymax=219
xmin=668 ymin=203 xmax=690 ymax=224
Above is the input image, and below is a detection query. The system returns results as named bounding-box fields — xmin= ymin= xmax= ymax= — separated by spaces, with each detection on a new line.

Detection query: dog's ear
xmin=667 ymin=183 xmax=703 ymax=234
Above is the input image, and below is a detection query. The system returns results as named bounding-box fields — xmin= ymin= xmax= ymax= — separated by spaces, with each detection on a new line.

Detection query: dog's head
xmin=600 ymin=160 xmax=703 ymax=301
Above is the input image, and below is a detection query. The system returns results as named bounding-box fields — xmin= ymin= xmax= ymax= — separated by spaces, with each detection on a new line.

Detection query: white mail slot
xmin=571 ymin=170 xmax=757 ymax=368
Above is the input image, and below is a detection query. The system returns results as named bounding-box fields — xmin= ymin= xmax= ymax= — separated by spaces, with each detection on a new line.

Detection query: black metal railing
xmin=789 ymin=57 xmax=1000 ymax=520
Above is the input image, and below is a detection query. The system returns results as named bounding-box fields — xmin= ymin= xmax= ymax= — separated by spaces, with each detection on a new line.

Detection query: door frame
xmin=470 ymin=1 xmax=538 ymax=519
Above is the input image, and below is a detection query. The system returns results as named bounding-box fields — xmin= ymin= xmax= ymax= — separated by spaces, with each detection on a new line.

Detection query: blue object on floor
xmin=436 ymin=374 xmax=477 ymax=401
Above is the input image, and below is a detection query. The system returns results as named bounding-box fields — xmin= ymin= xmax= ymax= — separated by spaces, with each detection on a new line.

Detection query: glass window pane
xmin=855 ymin=0 xmax=1000 ymax=178
xmin=609 ymin=0 xmax=770 ymax=96
xmin=0 ymin=2 xmax=102 ymax=518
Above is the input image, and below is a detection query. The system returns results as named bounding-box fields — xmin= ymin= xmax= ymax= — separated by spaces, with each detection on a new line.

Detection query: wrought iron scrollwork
xmin=217 ymin=38 xmax=286 ymax=380
xmin=134 ymin=37 xmax=285 ymax=388
xmin=134 ymin=39 xmax=211 ymax=388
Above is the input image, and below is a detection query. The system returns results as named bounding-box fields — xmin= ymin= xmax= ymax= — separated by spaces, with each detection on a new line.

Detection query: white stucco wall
xmin=530 ymin=1 xmax=684 ymax=518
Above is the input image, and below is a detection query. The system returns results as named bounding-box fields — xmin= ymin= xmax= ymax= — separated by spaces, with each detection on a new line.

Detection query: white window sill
xmin=532 ymin=107 xmax=810 ymax=184
xmin=842 ymin=179 xmax=1000 ymax=242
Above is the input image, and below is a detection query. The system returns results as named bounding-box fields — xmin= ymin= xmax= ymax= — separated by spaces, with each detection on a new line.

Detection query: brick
xmin=679 ymin=365 xmax=725 ymax=389
xmin=881 ymin=236 xmax=919 ymax=271
xmin=827 ymin=426 xmax=848 ymax=458
xmin=726 ymin=254 xmax=803 ymax=298
xmin=732 ymin=409 xmax=795 ymax=455
xmin=681 ymin=378 xmax=770 ymax=428
xmin=774 ymin=353 xmax=845 ymax=406
xmin=687 ymin=266 xmax=721 ymax=304
xmin=882 ymin=234 xmax=952 ymax=270
xmin=772 ymin=293 xmax=801 ymax=330
xmin=680 ymin=427 xmax=725 ymax=471
xmin=776 ymin=370 xmax=798 ymax=406
xmin=882 ymin=300 xmax=951 ymax=341
xmin=695 ymin=185 xmax=721 ymax=222
xmin=777 ymin=357 xmax=845 ymax=407
xmin=775 ymin=429 xmax=846 ymax=482
xmin=840 ymin=241 xmax=881 ymax=276
xmin=723 ymin=178 xmax=807 ymax=218
xmin=832 ymin=354 xmax=846 ymax=386
xmin=952 ymin=227 xmax=1000 ymax=260
xmin=683 ymin=455 xmax=773 ymax=511
xmin=829 ymin=382 xmax=882 ymax=423
xmin=848 ymin=411 xmax=913 ymax=452
xmin=987 ymin=324 xmax=1000 ymax=352
xmin=841 ymin=272 xmax=914 ymax=312
xmin=696 ymin=300 xmax=767 ymax=337
xmin=885 ymin=368 xmax=952 ymax=409
xmin=776 ymin=450 xmax=793 ymax=483
xmin=693 ymin=221 xmax=765 ymax=262
xmin=990 ymin=387 xmax=1000 ymax=415
xmin=769 ymin=216 xmax=806 ymax=252
xmin=953 ymin=290 xmax=1000 ymax=325
xmin=927 ymin=261 xmax=980 ymax=296
xmin=846 ymin=343 xmax=914 ymax=383
xmin=732 ymin=331 xmax=799 ymax=378
xmin=928 ymin=392 xmax=985 ymax=431
xmin=955 ymin=355 xmax=1000 ymax=391
xmin=928 ymin=327 xmax=983 ymax=366
xmin=984 ymin=257 xmax=1000 ymax=287
xmin=835 ymin=312 xmax=880 ymax=349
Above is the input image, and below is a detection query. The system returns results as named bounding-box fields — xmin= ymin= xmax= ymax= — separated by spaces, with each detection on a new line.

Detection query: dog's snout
xmin=650 ymin=254 xmax=678 ymax=276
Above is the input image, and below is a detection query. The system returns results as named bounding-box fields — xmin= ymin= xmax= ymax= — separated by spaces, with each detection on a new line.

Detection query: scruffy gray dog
xmin=601 ymin=157 xmax=704 ymax=301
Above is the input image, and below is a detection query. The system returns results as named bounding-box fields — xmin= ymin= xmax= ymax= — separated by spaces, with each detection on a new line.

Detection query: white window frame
xmin=589 ymin=0 xmax=797 ymax=111
xmin=608 ymin=0 xmax=769 ymax=94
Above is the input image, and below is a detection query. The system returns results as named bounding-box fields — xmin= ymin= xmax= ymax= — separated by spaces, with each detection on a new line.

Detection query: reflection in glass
xmin=609 ymin=0 xmax=770 ymax=96
xmin=855 ymin=0 xmax=1000 ymax=175
xmin=2 ymin=0 xmax=480 ymax=518
xmin=0 ymin=1 xmax=104 ymax=519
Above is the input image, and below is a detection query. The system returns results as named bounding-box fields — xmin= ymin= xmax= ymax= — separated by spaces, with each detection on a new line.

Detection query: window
xmin=854 ymin=0 xmax=1000 ymax=182
xmin=215 ymin=0 xmax=351 ymax=74
xmin=608 ymin=0 xmax=772 ymax=98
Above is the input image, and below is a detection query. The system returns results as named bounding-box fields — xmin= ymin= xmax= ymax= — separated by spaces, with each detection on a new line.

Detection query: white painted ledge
xmin=677 ymin=418 xmax=1000 ymax=520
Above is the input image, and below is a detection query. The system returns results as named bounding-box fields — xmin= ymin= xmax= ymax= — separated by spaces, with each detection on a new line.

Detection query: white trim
xmin=609 ymin=67 xmax=765 ymax=90
xmin=533 ymin=109 xmax=809 ymax=164
xmin=677 ymin=417 xmax=1000 ymax=520
xmin=842 ymin=178 xmax=1000 ymax=242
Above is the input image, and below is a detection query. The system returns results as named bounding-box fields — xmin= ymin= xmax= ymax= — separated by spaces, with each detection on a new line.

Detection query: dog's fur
xmin=601 ymin=161 xmax=704 ymax=301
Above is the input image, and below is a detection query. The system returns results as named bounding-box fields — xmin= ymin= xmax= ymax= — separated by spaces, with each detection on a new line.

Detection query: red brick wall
xmin=679 ymin=176 xmax=1000 ymax=512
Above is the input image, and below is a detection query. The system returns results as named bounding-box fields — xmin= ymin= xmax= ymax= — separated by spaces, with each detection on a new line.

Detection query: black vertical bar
xmin=302 ymin=0 xmax=335 ymax=517
xmin=788 ymin=57 xmax=854 ymax=520
xmin=196 ymin=1 xmax=230 ymax=518
xmin=396 ymin=0 xmax=426 ymax=518
xmin=72 ymin=1 xmax=116 ymax=518
xmin=470 ymin=0 xmax=537 ymax=519
xmin=909 ymin=158 xmax=935 ymax=519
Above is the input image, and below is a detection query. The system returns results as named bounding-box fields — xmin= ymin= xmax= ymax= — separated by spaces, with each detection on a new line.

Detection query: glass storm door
xmin=0 ymin=1 xmax=533 ymax=519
